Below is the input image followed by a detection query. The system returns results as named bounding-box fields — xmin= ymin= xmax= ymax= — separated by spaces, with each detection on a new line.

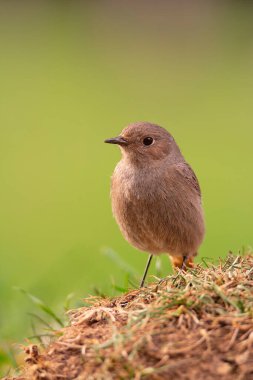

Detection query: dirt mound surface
xmin=6 ymin=254 xmax=253 ymax=380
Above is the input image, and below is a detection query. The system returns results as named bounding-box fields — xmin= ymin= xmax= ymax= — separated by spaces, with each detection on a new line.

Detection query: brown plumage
xmin=105 ymin=122 xmax=205 ymax=285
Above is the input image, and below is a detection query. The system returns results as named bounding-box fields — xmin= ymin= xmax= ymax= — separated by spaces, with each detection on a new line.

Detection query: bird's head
xmin=105 ymin=122 xmax=184 ymax=166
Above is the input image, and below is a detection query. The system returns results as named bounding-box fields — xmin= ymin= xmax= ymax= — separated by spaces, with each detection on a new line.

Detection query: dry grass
xmin=5 ymin=253 xmax=253 ymax=380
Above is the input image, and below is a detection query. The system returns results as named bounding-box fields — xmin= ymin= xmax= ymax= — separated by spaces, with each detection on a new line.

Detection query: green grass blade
xmin=27 ymin=312 xmax=55 ymax=330
xmin=63 ymin=292 xmax=75 ymax=311
xmin=102 ymin=247 xmax=138 ymax=277
xmin=14 ymin=287 xmax=64 ymax=327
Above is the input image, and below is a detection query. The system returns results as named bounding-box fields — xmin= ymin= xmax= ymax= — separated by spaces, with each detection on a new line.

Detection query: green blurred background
xmin=0 ymin=0 xmax=252 ymax=373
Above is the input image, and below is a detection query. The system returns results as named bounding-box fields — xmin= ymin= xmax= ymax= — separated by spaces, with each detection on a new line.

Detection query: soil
xmin=5 ymin=254 xmax=253 ymax=380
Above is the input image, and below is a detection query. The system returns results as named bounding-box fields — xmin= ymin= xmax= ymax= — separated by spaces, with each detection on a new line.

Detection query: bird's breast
xmin=110 ymin=161 xmax=205 ymax=255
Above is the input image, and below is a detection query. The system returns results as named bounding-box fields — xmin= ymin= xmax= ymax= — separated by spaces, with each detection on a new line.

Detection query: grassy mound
xmin=5 ymin=254 xmax=253 ymax=380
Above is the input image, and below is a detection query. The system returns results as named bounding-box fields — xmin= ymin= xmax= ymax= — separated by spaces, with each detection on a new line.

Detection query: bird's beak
xmin=104 ymin=136 xmax=128 ymax=146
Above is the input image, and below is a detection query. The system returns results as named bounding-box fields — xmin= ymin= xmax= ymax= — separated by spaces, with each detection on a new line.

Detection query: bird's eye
xmin=143 ymin=137 xmax=154 ymax=146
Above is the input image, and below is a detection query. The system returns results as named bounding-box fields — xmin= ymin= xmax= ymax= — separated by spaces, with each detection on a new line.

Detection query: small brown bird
xmin=105 ymin=122 xmax=205 ymax=287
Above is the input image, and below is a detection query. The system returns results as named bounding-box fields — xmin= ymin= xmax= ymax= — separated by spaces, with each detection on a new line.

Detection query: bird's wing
xmin=173 ymin=162 xmax=201 ymax=197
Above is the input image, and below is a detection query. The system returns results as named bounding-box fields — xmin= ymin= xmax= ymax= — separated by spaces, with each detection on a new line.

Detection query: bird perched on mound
xmin=105 ymin=122 xmax=205 ymax=287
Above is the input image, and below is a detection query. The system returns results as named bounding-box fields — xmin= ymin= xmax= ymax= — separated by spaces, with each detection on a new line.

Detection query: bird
xmin=104 ymin=122 xmax=205 ymax=287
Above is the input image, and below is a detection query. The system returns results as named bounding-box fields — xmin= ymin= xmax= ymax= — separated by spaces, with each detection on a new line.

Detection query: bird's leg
xmin=140 ymin=254 xmax=153 ymax=288
xmin=181 ymin=255 xmax=188 ymax=271
xmin=170 ymin=254 xmax=194 ymax=270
